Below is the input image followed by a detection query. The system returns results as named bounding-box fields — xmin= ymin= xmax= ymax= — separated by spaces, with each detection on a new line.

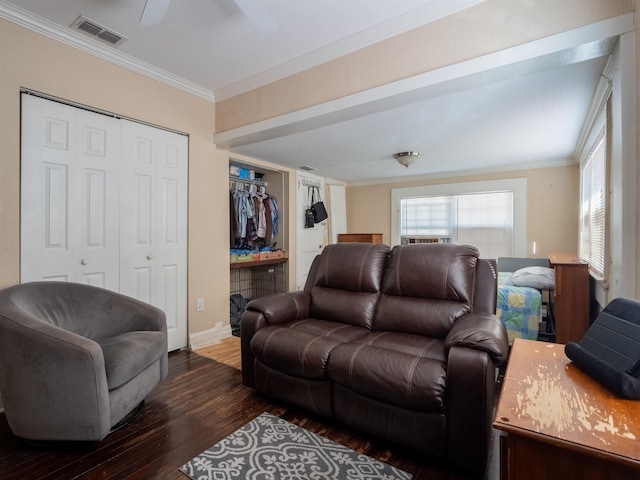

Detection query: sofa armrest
xmin=240 ymin=291 xmax=310 ymax=388
xmin=446 ymin=346 xmax=496 ymax=473
xmin=245 ymin=291 xmax=311 ymax=326
xmin=444 ymin=312 xmax=509 ymax=365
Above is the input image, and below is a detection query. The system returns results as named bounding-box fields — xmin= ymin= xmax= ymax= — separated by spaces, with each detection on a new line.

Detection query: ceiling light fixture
xmin=394 ymin=151 xmax=421 ymax=168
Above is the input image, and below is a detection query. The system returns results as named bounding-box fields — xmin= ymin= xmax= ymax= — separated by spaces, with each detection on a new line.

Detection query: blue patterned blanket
xmin=496 ymin=272 xmax=542 ymax=344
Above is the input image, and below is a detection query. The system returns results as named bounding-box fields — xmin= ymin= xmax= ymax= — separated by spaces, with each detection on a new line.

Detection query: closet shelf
xmin=230 ymin=257 xmax=287 ymax=270
xmin=229 ymin=176 xmax=268 ymax=188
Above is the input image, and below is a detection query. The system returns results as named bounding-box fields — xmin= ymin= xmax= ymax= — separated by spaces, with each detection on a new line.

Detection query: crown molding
xmin=214 ymin=0 xmax=487 ymax=101
xmin=0 ymin=1 xmax=215 ymax=102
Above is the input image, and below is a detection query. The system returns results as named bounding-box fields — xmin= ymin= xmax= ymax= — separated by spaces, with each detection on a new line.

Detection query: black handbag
xmin=304 ymin=208 xmax=315 ymax=228
xmin=304 ymin=186 xmax=316 ymax=228
xmin=310 ymin=186 xmax=328 ymax=224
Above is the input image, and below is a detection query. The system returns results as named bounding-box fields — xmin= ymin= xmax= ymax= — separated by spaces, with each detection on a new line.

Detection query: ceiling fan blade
xmin=233 ymin=0 xmax=279 ymax=34
xmin=140 ymin=0 xmax=170 ymax=26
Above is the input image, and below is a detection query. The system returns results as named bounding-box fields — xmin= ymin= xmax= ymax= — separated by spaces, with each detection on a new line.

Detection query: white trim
xmin=607 ymin=32 xmax=636 ymax=300
xmin=574 ymin=55 xmax=614 ymax=162
xmin=0 ymin=1 xmax=215 ymax=102
xmin=214 ymin=0 xmax=487 ymax=101
xmin=391 ymin=178 xmax=527 ymax=254
xmin=216 ymin=13 xmax=634 ymax=149
xmin=188 ymin=322 xmax=233 ymax=351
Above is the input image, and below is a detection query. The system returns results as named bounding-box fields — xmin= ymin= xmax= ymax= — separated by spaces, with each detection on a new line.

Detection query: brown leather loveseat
xmin=241 ymin=242 xmax=508 ymax=474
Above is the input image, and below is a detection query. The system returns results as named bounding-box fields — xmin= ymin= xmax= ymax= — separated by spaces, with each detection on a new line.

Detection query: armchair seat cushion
xmin=97 ymin=331 xmax=166 ymax=390
xmin=251 ymin=320 xmax=369 ymax=380
xmin=328 ymin=332 xmax=447 ymax=411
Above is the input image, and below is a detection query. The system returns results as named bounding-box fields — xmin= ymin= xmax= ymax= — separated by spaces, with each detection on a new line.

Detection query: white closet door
xmin=120 ymin=120 xmax=188 ymax=351
xmin=21 ymin=94 xmax=120 ymax=290
xmin=328 ymin=184 xmax=347 ymax=244
xmin=21 ymin=95 xmax=188 ymax=352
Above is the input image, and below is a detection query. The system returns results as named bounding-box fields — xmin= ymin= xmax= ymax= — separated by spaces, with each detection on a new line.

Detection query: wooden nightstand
xmin=494 ymin=339 xmax=640 ymax=480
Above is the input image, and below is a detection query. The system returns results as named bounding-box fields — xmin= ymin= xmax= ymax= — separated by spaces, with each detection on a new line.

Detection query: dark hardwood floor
xmin=0 ymin=350 xmax=496 ymax=479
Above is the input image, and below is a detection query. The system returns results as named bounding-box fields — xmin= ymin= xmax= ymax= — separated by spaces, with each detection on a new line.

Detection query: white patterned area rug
xmin=179 ymin=412 xmax=412 ymax=480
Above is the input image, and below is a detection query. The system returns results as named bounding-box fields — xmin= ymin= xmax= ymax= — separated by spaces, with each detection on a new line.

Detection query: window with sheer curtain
xmin=580 ymin=132 xmax=606 ymax=278
xmin=400 ymin=191 xmax=514 ymax=259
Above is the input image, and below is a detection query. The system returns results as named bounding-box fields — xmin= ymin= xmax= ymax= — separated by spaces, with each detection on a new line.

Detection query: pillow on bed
xmin=510 ymin=266 xmax=555 ymax=290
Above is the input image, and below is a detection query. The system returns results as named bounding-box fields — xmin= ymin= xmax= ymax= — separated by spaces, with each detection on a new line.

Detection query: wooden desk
xmin=549 ymin=252 xmax=590 ymax=343
xmin=337 ymin=233 xmax=383 ymax=244
xmin=494 ymin=339 xmax=640 ymax=480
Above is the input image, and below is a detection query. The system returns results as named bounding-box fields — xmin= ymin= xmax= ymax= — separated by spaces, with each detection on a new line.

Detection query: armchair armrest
xmin=0 ymin=309 xmax=111 ymax=441
xmin=444 ymin=312 xmax=509 ymax=365
xmin=108 ymin=294 xmax=167 ymax=334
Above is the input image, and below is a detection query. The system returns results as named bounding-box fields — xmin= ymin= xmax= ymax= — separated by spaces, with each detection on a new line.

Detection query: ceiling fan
xmin=140 ymin=0 xmax=279 ymax=34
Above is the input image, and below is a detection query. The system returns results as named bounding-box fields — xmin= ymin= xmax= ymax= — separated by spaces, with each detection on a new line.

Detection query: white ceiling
xmin=1 ymin=0 xmax=622 ymax=183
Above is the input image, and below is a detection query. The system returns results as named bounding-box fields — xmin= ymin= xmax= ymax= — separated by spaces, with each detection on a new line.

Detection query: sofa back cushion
xmin=373 ymin=244 xmax=478 ymax=337
xmin=309 ymin=243 xmax=389 ymax=329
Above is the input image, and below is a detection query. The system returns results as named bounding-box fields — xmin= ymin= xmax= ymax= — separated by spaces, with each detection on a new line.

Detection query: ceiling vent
xmin=71 ymin=16 xmax=127 ymax=47
xmin=298 ymin=165 xmax=317 ymax=171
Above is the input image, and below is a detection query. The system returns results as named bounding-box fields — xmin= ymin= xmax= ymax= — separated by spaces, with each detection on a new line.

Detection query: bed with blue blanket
xmin=497 ymin=257 xmax=552 ymax=344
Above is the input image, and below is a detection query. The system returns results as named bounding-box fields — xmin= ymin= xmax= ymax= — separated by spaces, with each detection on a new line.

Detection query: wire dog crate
xmin=230 ymin=260 xmax=287 ymax=336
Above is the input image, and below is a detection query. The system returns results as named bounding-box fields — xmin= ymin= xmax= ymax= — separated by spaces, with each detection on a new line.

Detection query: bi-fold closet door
xmin=20 ymin=93 xmax=188 ymax=351
xmin=119 ymin=119 xmax=188 ymax=351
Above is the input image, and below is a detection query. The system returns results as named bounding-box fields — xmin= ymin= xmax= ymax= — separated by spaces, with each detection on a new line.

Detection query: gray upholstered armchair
xmin=0 ymin=281 xmax=168 ymax=442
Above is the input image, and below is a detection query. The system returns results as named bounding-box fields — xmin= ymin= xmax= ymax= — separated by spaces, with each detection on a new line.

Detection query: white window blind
xmin=401 ymin=196 xmax=451 ymax=237
xmin=400 ymin=191 xmax=514 ymax=258
xmin=455 ymin=192 xmax=514 ymax=259
xmin=580 ymin=133 xmax=606 ymax=277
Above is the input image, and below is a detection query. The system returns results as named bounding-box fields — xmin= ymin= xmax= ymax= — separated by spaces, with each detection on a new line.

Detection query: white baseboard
xmin=189 ymin=322 xmax=233 ymax=350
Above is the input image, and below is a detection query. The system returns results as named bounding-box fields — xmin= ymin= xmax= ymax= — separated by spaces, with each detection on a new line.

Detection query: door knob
xmin=146 ymin=254 xmax=153 ymax=260
xmin=81 ymin=259 xmax=88 ymax=265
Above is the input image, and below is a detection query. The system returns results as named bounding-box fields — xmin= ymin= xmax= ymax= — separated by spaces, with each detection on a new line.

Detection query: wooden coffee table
xmin=493 ymin=338 xmax=640 ymax=480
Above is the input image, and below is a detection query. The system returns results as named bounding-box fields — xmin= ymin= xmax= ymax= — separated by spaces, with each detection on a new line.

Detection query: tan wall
xmin=0 ymin=19 xmax=223 ymax=336
xmin=346 ymin=165 xmax=579 ymax=258
xmin=216 ymin=0 xmax=633 ymax=132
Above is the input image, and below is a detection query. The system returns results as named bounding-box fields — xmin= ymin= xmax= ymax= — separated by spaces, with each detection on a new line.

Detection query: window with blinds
xmin=580 ymin=132 xmax=606 ymax=278
xmin=400 ymin=191 xmax=514 ymax=259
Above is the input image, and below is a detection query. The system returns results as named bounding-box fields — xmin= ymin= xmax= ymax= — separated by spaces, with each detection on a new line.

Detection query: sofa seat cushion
xmin=328 ymin=332 xmax=447 ymax=412
xmin=251 ymin=320 xmax=369 ymax=380
xmin=96 ymin=331 xmax=166 ymax=390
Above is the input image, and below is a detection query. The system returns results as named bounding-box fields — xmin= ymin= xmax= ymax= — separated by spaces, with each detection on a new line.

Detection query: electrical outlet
xmin=196 ymin=298 xmax=204 ymax=311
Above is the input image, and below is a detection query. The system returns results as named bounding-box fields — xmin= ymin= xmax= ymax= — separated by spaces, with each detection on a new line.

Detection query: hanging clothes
xmin=229 ymin=191 xmax=238 ymax=247
xmin=230 ymin=181 xmax=280 ymax=250
xmin=231 ymin=185 xmax=255 ymax=248
xmin=268 ymin=196 xmax=280 ymax=237
xmin=250 ymin=187 xmax=267 ymax=239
